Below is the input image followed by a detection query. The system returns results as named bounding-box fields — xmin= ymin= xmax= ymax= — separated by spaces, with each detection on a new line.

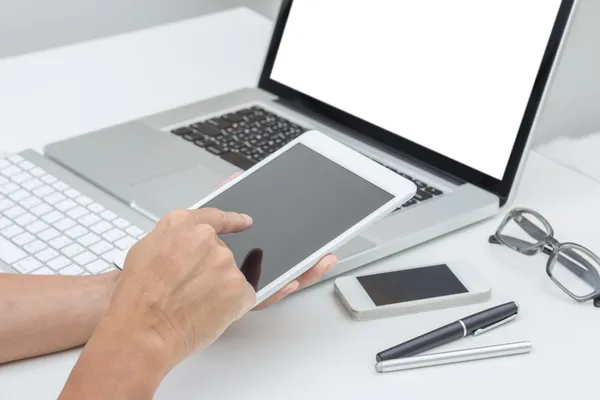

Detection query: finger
xmin=218 ymin=172 xmax=242 ymax=188
xmin=294 ymin=254 xmax=338 ymax=290
xmin=253 ymin=280 xmax=299 ymax=310
xmin=191 ymin=208 xmax=253 ymax=234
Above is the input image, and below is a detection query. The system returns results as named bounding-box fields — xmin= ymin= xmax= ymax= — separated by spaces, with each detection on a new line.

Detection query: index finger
xmin=190 ymin=208 xmax=253 ymax=234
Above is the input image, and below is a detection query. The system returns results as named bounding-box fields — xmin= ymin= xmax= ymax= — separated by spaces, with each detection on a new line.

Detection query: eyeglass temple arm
xmin=489 ymin=234 xmax=600 ymax=288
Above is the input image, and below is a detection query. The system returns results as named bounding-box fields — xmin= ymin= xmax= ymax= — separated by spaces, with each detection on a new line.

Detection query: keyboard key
xmin=42 ymin=210 xmax=65 ymax=224
xmin=41 ymin=174 xmax=57 ymax=184
xmin=55 ymin=199 xmax=77 ymax=212
xmin=14 ymin=213 xmax=36 ymax=227
xmin=54 ymin=218 xmax=77 ymax=231
xmin=65 ymin=225 xmax=88 ymax=239
xmin=61 ymin=243 xmax=85 ymax=258
xmin=78 ymin=214 xmax=101 ymax=227
xmin=100 ymin=210 xmax=117 ymax=221
xmin=73 ymin=251 xmax=97 ymax=266
xmin=9 ymin=189 xmax=30 ymax=202
xmin=7 ymin=154 xmax=24 ymax=163
xmin=206 ymin=145 xmax=224 ymax=155
xmin=21 ymin=179 xmax=43 ymax=191
xmin=12 ymin=232 xmax=36 ymax=246
xmin=0 ymin=160 xmax=9 ymax=169
xmin=413 ymin=189 xmax=433 ymax=202
xmin=172 ymin=127 xmax=193 ymax=136
xmin=402 ymin=199 xmax=417 ymax=207
xmin=12 ymin=257 xmax=42 ymax=273
xmin=25 ymin=220 xmax=49 ymax=234
xmin=59 ymin=265 xmax=84 ymax=275
xmin=20 ymin=196 xmax=42 ymax=208
xmin=67 ymin=206 xmax=89 ymax=220
xmin=1 ymin=165 xmax=21 ymax=177
xmin=0 ymin=198 xmax=14 ymax=211
xmin=126 ymin=226 xmax=145 ymax=237
xmin=84 ymin=259 xmax=110 ymax=274
xmin=18 ymin=160 xmax=35 ymax=170
xmin=30 ymin=167 xmax=46 ymax=177
xmin=48 ymin=235 xmax=73 ymax=250
xmin=48 ymin=256 xmax=71 ymax=271
xmin=4 ymin=205 xmax=26 ymax=219
xmin=424 ymin=186 xmax=444 ymax=196
xmin=114 ymin=235 xmax=137 ymax=250
xmin=191 ymin=122 xmax=221 ymax=137
xmin=30 ymin=203 xmax=53 ymax=217
xmin=90 ymin=240 xmax=113 ymax=256
xmin=24 ymin=240 xmax=47 ymax=254
xmin=35 ymin=248 xmax=59 ymax=263
xmin=76 ymin=195 xmax=93 ymax=206
xmin=1 ymin=225 xmax=24 ymax=238
xmin=0 ymin=182 xmax=20 ymax=195
xmin=52 ymin=181 xmax=69 ymax=191
xmin=77 ymin=232 xmax=101 ymax=246
xmin=0 ymin=176 xmax=7 ymax=184
xmin=31 ymin=267 xmax=56 ymax=275
xmin=11 ymin=172 xmax=32 ymax=183
xmin=44 ymin=192 xmax=66 ymax=205
xmin=220 ymin=152 xmax=256 ymax=170
xmin=0 ymin=236 xmax=27 ymax=264
xmin=38 ymin=227 xmax=60 ymax=241
xmin=0 ymin=217 xmax=13 ymax=229
xmin=64 ymin=188 xmax=81 ymax=198
xmin=91 ymin=221 xmax=112 ymax=234
xmin=113 ymin=218 xmax=130 ymax=229
xmin=33 ymin=185 xmax=55 ymax=197
xmin=413 ymin=179 xmax=428 ymax=189
xmin=88 ymin=203 xmax=105 ymax=213
xmin=103 ymin=228 xmax=125 ymax=243
xmin=102 ymin=248 xmax=121 ymax=263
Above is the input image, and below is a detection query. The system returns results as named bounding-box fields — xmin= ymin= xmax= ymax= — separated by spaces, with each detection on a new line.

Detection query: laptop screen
xmin=265 ymin=0 xmax=568 ymax=186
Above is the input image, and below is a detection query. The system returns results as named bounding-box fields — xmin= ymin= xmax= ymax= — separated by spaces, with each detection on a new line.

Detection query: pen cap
xmin=462 ymin=302 xmax=519 ymax=334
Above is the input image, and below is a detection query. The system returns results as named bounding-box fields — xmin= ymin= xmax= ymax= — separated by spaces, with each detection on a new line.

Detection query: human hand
xmin=217 ymin=173 xmax=338 ymax=310
xmin=106 ymin=208 xmax=257 ymax=368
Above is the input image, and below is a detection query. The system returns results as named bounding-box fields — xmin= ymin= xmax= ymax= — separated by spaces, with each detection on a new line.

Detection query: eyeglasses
xmin=489 ymin=208 xmax=600 ymax=308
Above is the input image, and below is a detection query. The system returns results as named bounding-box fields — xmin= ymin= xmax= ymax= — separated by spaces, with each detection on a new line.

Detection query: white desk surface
xmin=1 ymin=7 xmax=598 ymax=400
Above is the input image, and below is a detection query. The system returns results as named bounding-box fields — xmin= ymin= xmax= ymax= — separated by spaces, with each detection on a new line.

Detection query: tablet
xmin=115 ymin=130 xmax=416 ymax=305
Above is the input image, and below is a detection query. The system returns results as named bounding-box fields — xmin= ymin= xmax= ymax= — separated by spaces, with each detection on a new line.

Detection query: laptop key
xmin=206 ymin=145 xmax=224 ymax=156
xmin=192 ymin=123 xmax=221 ymax=137
xmin=403 ymin=199 xmax=417 ymax=207
xmin=413 ymin=189 xmax=433 ymax=202
xmin=220 ymin=152 xmax=257 ymax=171
xmin=425 ymin=186 xmax=443 ymax=196
xmin=172 ymin=127 xmax=193 ymax=136
xmin=193 ymin=139 xmax=207 ymax=148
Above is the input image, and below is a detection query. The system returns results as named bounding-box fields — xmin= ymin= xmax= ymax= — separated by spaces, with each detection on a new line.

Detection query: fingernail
xmin=321 ymin=256 xmax=338 ymax=274
xmin=241 ymin=214 xmax=253 ymax=224
xmin=283 ymin=281 xmax=299 ymax=295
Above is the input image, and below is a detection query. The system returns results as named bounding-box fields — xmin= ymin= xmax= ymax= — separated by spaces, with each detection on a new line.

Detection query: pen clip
xmin=473 ymin=314 xmax=517 ymax=336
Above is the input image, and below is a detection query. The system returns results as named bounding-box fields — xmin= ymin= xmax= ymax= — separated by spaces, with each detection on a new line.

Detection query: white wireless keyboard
xmin=0 ymin=154 xmax=147 ymax=275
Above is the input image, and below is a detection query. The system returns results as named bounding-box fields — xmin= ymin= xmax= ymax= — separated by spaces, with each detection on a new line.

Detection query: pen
xmin=375 ymin=341 xmax=532 ymax=373
xmin=376 ymin=301 xmax=519 ymax=362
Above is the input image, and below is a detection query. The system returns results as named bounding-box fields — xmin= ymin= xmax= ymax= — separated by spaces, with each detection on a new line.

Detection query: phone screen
xmin=202 ymin=143 xmax=394 ymax=293
xmin=357 ymin=264 xmax=468 ymax=306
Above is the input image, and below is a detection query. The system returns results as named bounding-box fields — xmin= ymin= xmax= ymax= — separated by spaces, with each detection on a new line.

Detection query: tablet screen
xmin=201 ymin=143 xmax=394 ymax=292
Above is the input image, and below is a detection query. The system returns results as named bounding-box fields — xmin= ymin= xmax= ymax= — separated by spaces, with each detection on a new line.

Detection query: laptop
xmin=19 ymin=0 xmax=574 ymax=279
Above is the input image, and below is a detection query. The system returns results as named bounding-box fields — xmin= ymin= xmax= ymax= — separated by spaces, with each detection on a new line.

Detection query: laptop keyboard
xmin=0 ymin=155 xmax=147 ymax=275
xmin=171 ymin=105 xmax=444 ymax=211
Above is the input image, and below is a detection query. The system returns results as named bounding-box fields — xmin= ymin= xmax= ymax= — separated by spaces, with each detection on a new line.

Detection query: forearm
xmin=59 ymin=314 xmax=172 ymax=400
xmin=0 ymin=271 xmax=119 ymax=364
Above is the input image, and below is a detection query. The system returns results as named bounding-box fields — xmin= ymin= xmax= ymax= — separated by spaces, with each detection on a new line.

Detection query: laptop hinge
xmin=275 ymin=97 xmax=466 ymax=186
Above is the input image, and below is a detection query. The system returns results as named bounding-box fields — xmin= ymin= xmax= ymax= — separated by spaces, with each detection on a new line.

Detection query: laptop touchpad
xmin=131 ymin=165 xmax=224 ymax=214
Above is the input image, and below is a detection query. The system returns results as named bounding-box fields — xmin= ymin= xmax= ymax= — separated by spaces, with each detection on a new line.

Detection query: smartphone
xmin=334 ymin=261 xmax=491 ymax=321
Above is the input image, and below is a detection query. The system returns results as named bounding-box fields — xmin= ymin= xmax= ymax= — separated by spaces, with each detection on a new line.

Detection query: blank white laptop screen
xmin=270 ymin=0 xmax=562 ymax=179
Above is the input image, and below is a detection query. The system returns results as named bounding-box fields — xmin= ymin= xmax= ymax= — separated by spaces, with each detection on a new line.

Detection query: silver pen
xmin=375 ymin=341 xmax=533 ymax=373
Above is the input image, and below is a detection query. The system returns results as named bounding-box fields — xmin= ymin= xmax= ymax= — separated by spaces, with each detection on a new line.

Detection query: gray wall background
xmin=0 ymin=0 xmax=598 ymax=146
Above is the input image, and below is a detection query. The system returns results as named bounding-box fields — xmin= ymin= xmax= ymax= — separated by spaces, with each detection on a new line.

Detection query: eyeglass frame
xmin=488 ymin=207 xmax=600 ymax=307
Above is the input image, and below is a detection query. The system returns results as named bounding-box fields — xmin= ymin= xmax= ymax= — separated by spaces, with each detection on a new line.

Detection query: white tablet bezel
xmin=116 ymin=130 xmax=417 ymax=305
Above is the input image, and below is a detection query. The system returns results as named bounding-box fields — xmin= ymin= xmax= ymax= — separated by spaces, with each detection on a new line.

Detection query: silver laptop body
xmin=42 ymin=0 xmax=578 ymax=279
